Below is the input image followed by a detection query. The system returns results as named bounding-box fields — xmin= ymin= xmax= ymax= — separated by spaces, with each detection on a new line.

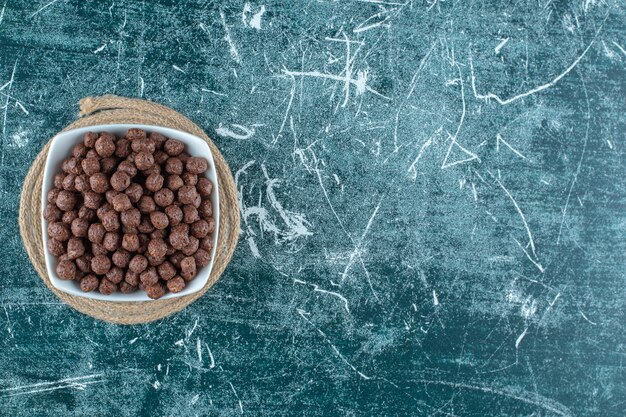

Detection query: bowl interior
xmin=42 ymin=124 xmax=220 ymax=302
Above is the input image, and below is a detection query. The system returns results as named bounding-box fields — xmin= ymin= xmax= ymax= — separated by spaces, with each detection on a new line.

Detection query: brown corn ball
xmin=101 ymin=210 xmax=120 ymax=232
xmin=145 ymin=173 xmax=164 ymax=192
xmin=172 ymin=223 xmax=189 ymax=235
xmin=106 ymin=267 xmax=124 ymax=284
xmin=194 ymin=248 xmax=211 ymax=267
xmin=72 ymin=142 xmax=88 ymax=158
xmin=44 ymin=204 xmax=63 ymax=222
xmin=123 ymin=226 xmax=138 ymax=235
xmin=85 ymin=149 xmax=99 ymax=158
xmin=148 ymin=238 xmax=167 ymax=258
xmin=58 ymin=254 xmax=70 ymax=262
xmin=186 ymin=157 xmax=208 ymax=174
xmin=150 ymin=229 xmax=167 ymax=240
xmin=100 ymin=157 xmax=118 ymax=174
xmin=95 ymin=133 xmax=116 ymax=157
xmin=131 ymin=137 xmax=155 ymax=154
xmin=125 ymin=270 xmax=140 ymax=286
xmin=165 ymin=243 xmax=176 ymax=256
xmin=190 ymin=219 xmax=210 ymax=238
xmin=138 ymin=196 xmax=156 ymax=213
xmin=143 ymin=164 xmax=161 ymax=176
xmin=150 ymin=211 xmax=169 ymax=230
xmin=199 ymin=236 xmax=213 ymax=252
xmin=63 ymin=158 xmax=83 ymax=175
xmin=181 ymin=172 xmax=197 ymax=186
xmin=56 ymin=260 xmax=76 ymax=280
xmin=119 ymin=281 xmax=137 ymax=293
xmin=146 ymin=283 xmax=166 ymax=299
xmin=74 ymin=175 xmax=91 ymax=192
xmin=91 ymin=243 xmax=108 ymax=256
xmin=83 ymin=191 xmax=102 ymax=209
xmin=178 ymin=185 xmax=198 ymax=205
xmin=112 ymin=193 xmax=132 ymax=212
xmin=53 ymin=173 xmax=65 ymax=188
xmin=178 ymin=152 xmax=191 ymax=164
xmin=96 ymin=203 xmax=114 ymax=220
xmin=61 ymin=173 xmax=77 ymax=191
xmin=129 ymin=254 xmax=148 ymax=273
xmin=91 ymin=255 xmax=111 ymax=275
xmin=138 ymin=216 xmax=155 ymax=234
xmin=81 ymin=157 xmax=101 ymax=175
xmin=99 ymin=278 xmax=117 ymax=295
xmin=150 ymin=132 xmax=167 ymax=148
xmin=206 ymin=218 xmax=216 ymax=234
xmin=165 ymin=205 xmax=183 ymax=226
xmin=147 ymin=253 xmax=165 ymax=267
xmin=140 ymin=267 xmax=159 ymax=286
xmin=84 ymin=132 xmax=98 ymax=148
xmin=89 ymin=173 xmax=110 ymax=193
xmin=47 ymin=238 xmax=65 ymax=257
xmin=47 ymin=188 xmax=60 ymax=204
xmin=154 ymin=188 xmax=174 ymax=207
xmin=80 ymin=274 xmax=99 ymax=292
xmin=183 ymin=205 xmax=199 ymax=224
xmin=105 ymin=190 xmax=120 ymax=204
xmin=122 ymin=233 xmax=140 ymax=252
xmin=126 ymin=128 xmax=147 ymax=141
xmin=135 ymin=152 xmax=154 ymax=170
xmin=103 ymin=232 xmax=121 ymax=252
xmin=117 ymin=160 xmax=137 ymax=178
xmin=70 ymin=218 xmax=89 ymax=237
xmin=78 ymin=206 xmax=95 ymax=221
xmin=192 ymin=194 xmax=201 ymax=208
xmin=165 ymin=157 xmax=183 ymax=175
xmin=157 ymin=261 xmax=176 ymax=280
xmin=115 ymin=138 xmax=132 ymax=158
xmin=111 ymin=171 xmax=131 ymax=191
xmin=182 ymin=236 xmax=199 ymax=256
xmin=169 ymin=230 xmax=189 ymax=250
xmin=154 ymin=150 xmax=168 ymax=164
xmin=125 ymin=183 xmax=143 ymax=203
xmin=169 ymin=251 xmax=185 ymax=268
xmin=112 ymin=248 xmax=131 ymax=268
xmin=180 ymin=256 xmax=196 ymax=281
xmin=66 ymin=237 xmax=85 ymax=259
xmin=167 ymin=277 xmax=186 ymax=293
xmin=164 ymin=139 xmax=184 ymax=156
xmin=120 ymin=208 xmax=141 ymax=228
xmin=196 ymin=177 xmax=213 ymax=197
xmin=138 ymin=234 xmax=150 ymax=252
xmin=76 ymin=254 xmax=92 ymax=273
xmin=48 ymin=222 xmax=71 ymax=241
xmin=55 ymin=190 xmax=77 ymax=211
xmin=62 ymin=210 xmax=78 ymax=224
xmin=166 ymin=174 xmax=184 ymax=191
xmin=87 ymin=223 xmax=105 ymax=243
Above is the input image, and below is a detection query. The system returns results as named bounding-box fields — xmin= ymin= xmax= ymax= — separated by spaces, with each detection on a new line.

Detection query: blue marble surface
xmin=0 ymin=0 xmax=624 ymax=415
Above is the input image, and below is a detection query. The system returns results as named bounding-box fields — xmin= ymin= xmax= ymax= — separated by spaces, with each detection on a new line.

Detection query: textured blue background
xmin=1 ymin=0 xmax=625 ymax=415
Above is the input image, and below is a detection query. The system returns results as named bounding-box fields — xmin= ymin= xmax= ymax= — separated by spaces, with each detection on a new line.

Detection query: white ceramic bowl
xmin=41 ymin=124 xmax=220 ymax=301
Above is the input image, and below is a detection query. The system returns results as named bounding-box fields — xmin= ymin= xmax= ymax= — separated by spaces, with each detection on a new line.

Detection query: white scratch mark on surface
xmin=432 ymin=290 xmax=439 ymax=306
xmin=580 ymin=311 xmax=597 ymax=325
xmin=196 ymin=338 xmax=202 ymax=363
xmin=0 ymin=374 xmax=104 ymax=398
xmin=152 ymin=380 xmax=161 ymax=390
xmin=219 ymin=9 xmax=241 ymax=64
xmin=297 ymin=309 xmax=372 ymax=380
xmin=0 ymin=1 xmax=6 ymax=26
xmin=612 ymin=41 xmax=626 ymax=56
xmin=190 ymin=394 xmax=200 ymax=405
xmin=93 ymin=44 xmax=107 ymax=54
xmin=30 ymin=0 xmax=63 ymax=18
xmin=1 ymin=59 xmax=18 ymax=158
xmin=172 ymin=65 xmax=186 ymax=73
xmin=139 ymin=76 xmax=144 ymax=97
xmin=470 ymin=29 xmax=601 ymax=105
xmin=129 ymin=337 xmax=138 ymax=344
xmin=206 ymin=343 xmax=215 ymax=368
xmin=174 ymin=339 xmax=184 ymax=346
xmin=496 ymin=134 xmax=526 ymax=159
xmin=408 ymin=127 xmax=441 ymax=180
xmin=216 ymin=123 xmax=255 ymax=140
xmin=495 ymin=37 xmax=509 ymax=54
xmin=201 ymin=88 xmax=227 ymax=97
xmin=249 ymin=5 xmax=265 ymax=29
xmin=247 ymin=236 xmax=261 ymax=258
xmin=228 ymin=382 xmax=244 ymax=414
xmin=515 ymin=327 xmax=528 ymax=349
xmin=294 ymin=279 xmax=350 ymax=313
xmin=273 ymin=75 xmax=295 ymax=144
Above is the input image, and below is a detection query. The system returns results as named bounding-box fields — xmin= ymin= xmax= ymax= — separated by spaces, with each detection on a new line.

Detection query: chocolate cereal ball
xmin=157 ymin=261 xmax=176 ymax=280
xmin=106 ymin=267 xmax=124 ymax=284
xmin=100 ymin=157 xmax=118 ymax=174
xmin=154 ymin=150 xmax=169 ymax=164
xmin=190 ymin=219 xmax=210 ymax=238
xmin=138 ymin=216 xmax=155 ymax=234
xmin=56 ymin=260 xmax=76 ymax=280
xmin=47 ymin=188 xmax=60 ymax=204
xmin=112 ymin=193 xmax=132 ymax=212
xmin=67 ymin=237 xmax=85 ymax=259
xmin=91 ymin=255 xmax=111 ymax=275
xmin=115 ymin=138 xmax=132 ymax=158
xmin=181 ymin=236 xmax=199 ymax=256
xmin=84 ymin=132 xmax=98 ymax=148
xmin=129 ymin=255 xmax=148 ymax=273
xmin=140 ymin=267 xmax=159 ymax=286
xmin=150 ymin=229 xmax=167 ymax=240
xmin=71 ymin=218 xmax=89 ymax=237
xmin=56 ymin=190 xmax=77 ymax=211
xmin=119 ymin=281 xmax=137 ymax=293
xmin=120 ymin=208 xmax=141 ymax=228
xmin=166 ymin=174 xmax=184 ymax=191
xmin=125 ymin=270 xmax=140 ymax=286
xmin=47 ymin=238 xmax=65 ymax=257
xmin=72 ymin=142 xmax=88 ymax=158
xmin=164 ymin=139 xmax=184 ymax=156
xmin=180 ymin=256 xmax=196 ymax=281
xmin=117 ymin=160 xmax=137 ymax=178
xmin=96 ymin=203 xmax=113 ymax=220
xmin=138 ymin=196 xmax=156 ymax=213
xmin=44 ymin=204 xmax=63 ymax=222
xmin=62 ymin=173 xmax=77 ymax=191
xmin=178 ymin=185 xmax=197 ymax=205
xmin=131 ymin=137 xmax=155 ymax=154
xmin=103 ymin=232 xmax=121 ymax=252
xmin=101 ymin=210 xmax=120 ymax=232
xmin=99 ymin=278 xmax=116 ymax=295
xmin=154 ymin=188 xmax=174 ymax=207
xmin=181 ymin=172 xmax=197 ymax=186
xmin=105 ymin=190 xmax=120 ymax=205
xmin=165 ymin=157 xmax=183 ymax=175
xmin=48 ymin=222 xmax=71 ymax=241
xmin=80 ymin=274 xmax=99 ymax=292
xmin=83 ymin=191 xmax=102 ymax=209
xmin=122 ymin=233 xmax=140 ymax=252
xmin=89 ymin=173 xmax=110 ymax=193
xmin=182 ymin=205 xmax=199 ymax=224
xmin=62 ymin=210 xmax=78 ymax=225
xmin=74 ymin=175 xmax=91 ymax=192
xmin=127 ymin=128 xmax=147 ymax=141
xmin=165 ymin=205 xmax=183 ymax=226
xmin=125 ymin=183 xmax=143 ymax=203
xmin=200 ymin=236 xmax=213 ymax=252
xmin=196 ymin=177 xmax=213 ymax=197
xmin=146 ymin=282 xmax=166 ymax=299
xmin=145 ymin=173 xmax=164 ymax=192
xmin=76 ymin=254 xmax=92 ymax=273
xmin=91 ymin=243 xmax=108 ymax=256
xmin=81 ymin=157 xmax=100 ymax=176
xmin=112 ymin=248 xmax=131 ymax=268
xmin=95 ymin=133 xmax=116 ymax=157
xmin=150 ymin=211 xmax=169 ymax=230
xmin=78 ymin=206 xmax=96 ymax=221
xmin=135 ymin=152 xmax=154 ymax=171
xmin=167 ymin=276 xmax=186 ymax=293
xmin=194 ymin=248 xmax=211 ymax=267
xmin=186 ymin=157 xmax=208 ymax=174
xmin=88 ymin=223 xmax=106 ymax=243
xmin=111 ymin=171 xmax=131 ymax=192
xmin=148 ymin=239 xmax=167 ymax=259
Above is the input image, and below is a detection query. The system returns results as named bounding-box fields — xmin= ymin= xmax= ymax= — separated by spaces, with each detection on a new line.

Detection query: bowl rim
xmin=41 ymin=123 xmax=220 ymax=302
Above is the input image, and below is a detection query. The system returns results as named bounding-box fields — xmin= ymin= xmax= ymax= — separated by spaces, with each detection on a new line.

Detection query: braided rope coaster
xmin=18 ymin=95 xmax=240 ymax=324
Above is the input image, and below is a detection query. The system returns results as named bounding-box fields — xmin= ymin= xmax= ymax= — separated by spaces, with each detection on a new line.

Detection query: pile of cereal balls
xmin=44 ymin=129 xmax=215 ymax=299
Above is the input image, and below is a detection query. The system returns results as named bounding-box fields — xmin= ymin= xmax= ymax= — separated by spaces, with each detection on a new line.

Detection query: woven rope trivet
xmin=18 ymin=95 xmax=240 ymax=324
